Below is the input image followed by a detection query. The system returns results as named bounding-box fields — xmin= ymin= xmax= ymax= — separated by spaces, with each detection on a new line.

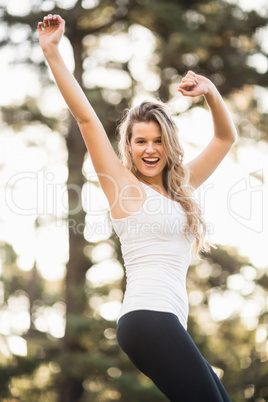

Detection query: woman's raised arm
xmin=38 ymin=14 xmax=132 ymax=207
xmin=178 ymin=71 xmax=237 ymax=189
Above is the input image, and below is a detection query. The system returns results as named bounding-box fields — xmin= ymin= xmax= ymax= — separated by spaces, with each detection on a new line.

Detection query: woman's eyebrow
xmin=134 ymin=136 xmax=162 ymax=141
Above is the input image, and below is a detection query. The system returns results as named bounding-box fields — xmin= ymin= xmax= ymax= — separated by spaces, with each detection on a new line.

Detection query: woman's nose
xmin=146 ymin=142 xmax=155 ymax=153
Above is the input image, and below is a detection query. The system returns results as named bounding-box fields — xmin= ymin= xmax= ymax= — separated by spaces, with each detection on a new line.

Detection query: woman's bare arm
xmin=38 ymin=14 xmax=134 ymax=207
xmin=178 ymin=71 xmax=237 ymax=189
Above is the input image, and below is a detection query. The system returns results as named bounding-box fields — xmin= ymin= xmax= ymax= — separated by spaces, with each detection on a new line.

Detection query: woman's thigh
xmin=117 ymin=310 xmax=231 ymax=402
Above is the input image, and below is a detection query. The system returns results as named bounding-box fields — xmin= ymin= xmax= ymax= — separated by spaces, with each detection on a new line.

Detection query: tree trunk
xmin=59 ymin=34 xmax=92 ymax=402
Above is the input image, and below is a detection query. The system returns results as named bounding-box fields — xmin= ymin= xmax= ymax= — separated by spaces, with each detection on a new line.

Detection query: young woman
xmin=38 ymin=14 xmax=236 ymax=401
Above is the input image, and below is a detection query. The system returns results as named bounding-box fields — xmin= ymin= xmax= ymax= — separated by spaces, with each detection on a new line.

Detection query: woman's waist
xmin=125 ymin=263 xmax=187 ymax=285
xmin=118 ymin=295 xmax=189 ymax=329
xmin=124 ymin=278 xmax=188 ymax=300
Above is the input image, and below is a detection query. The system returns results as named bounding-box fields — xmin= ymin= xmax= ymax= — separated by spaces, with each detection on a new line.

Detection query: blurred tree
xmin=188 ymin=248 xmax=268 ymax=401
xmin=0 ymin=0 xmax=267 ymax=401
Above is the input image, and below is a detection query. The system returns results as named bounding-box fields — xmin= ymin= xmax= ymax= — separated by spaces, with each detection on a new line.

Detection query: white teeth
xmin=143 ymin=158 xmax=159 ymax=162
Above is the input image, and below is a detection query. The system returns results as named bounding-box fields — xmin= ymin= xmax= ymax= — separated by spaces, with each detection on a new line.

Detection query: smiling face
xmin=129 ymin=120 xmax=168 ymax=184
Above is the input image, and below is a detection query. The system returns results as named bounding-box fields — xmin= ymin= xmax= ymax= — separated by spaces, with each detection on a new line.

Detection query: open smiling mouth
xmin=142 ymin=158 xmax=160 ymax=167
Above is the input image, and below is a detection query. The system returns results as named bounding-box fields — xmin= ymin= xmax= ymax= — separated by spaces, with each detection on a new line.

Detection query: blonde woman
xmin=38 ymin=14 xmax=236 ymax=401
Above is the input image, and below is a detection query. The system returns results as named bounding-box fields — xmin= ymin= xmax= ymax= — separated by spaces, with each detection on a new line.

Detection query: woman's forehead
xmin=131 ymin=121 xmax=161 ymax=138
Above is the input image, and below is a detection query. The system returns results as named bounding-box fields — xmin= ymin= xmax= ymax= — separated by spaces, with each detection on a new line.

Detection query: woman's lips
xmin=142 ymin=158 xmax=160 ymax=167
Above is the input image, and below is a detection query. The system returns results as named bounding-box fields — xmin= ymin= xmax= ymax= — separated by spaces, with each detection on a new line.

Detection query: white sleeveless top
xmin=110 ymin=182 xmax=194 ymax=329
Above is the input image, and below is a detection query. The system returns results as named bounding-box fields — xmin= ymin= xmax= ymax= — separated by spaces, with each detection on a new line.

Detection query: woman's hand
xmin=178 ymin=70 xmax=214 ymax=98
xmin=38 ymin=14 xmax=65 ymax=54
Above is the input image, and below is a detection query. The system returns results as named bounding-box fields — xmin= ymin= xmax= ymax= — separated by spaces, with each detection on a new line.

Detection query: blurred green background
xmin=0 ymin=0 xmax=268 ymax=401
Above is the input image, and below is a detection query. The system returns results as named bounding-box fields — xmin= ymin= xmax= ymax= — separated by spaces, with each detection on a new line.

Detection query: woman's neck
xmin=136 ymin=173 xmax=164 ymax=188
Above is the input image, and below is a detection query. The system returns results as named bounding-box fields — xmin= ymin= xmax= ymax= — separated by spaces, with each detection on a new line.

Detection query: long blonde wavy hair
xmin=117 ymin=99 xmax=210 ymax=254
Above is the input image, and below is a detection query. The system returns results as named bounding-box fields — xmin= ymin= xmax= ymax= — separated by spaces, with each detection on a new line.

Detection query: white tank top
xmin=110 ymin=182 xmax=194 ymax=329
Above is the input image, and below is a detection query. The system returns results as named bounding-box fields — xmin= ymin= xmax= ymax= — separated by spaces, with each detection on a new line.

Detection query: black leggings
xmin=117 ymin=310 xmax=231 ymax=402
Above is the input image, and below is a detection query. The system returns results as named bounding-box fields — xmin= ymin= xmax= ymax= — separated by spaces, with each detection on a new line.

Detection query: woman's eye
xmin=136 ymin=139 xmax=161 ymax=144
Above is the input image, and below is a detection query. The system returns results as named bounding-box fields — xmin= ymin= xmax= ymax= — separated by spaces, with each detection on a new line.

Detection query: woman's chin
xmin=136 ymin=169 xmax=163 ymax=180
